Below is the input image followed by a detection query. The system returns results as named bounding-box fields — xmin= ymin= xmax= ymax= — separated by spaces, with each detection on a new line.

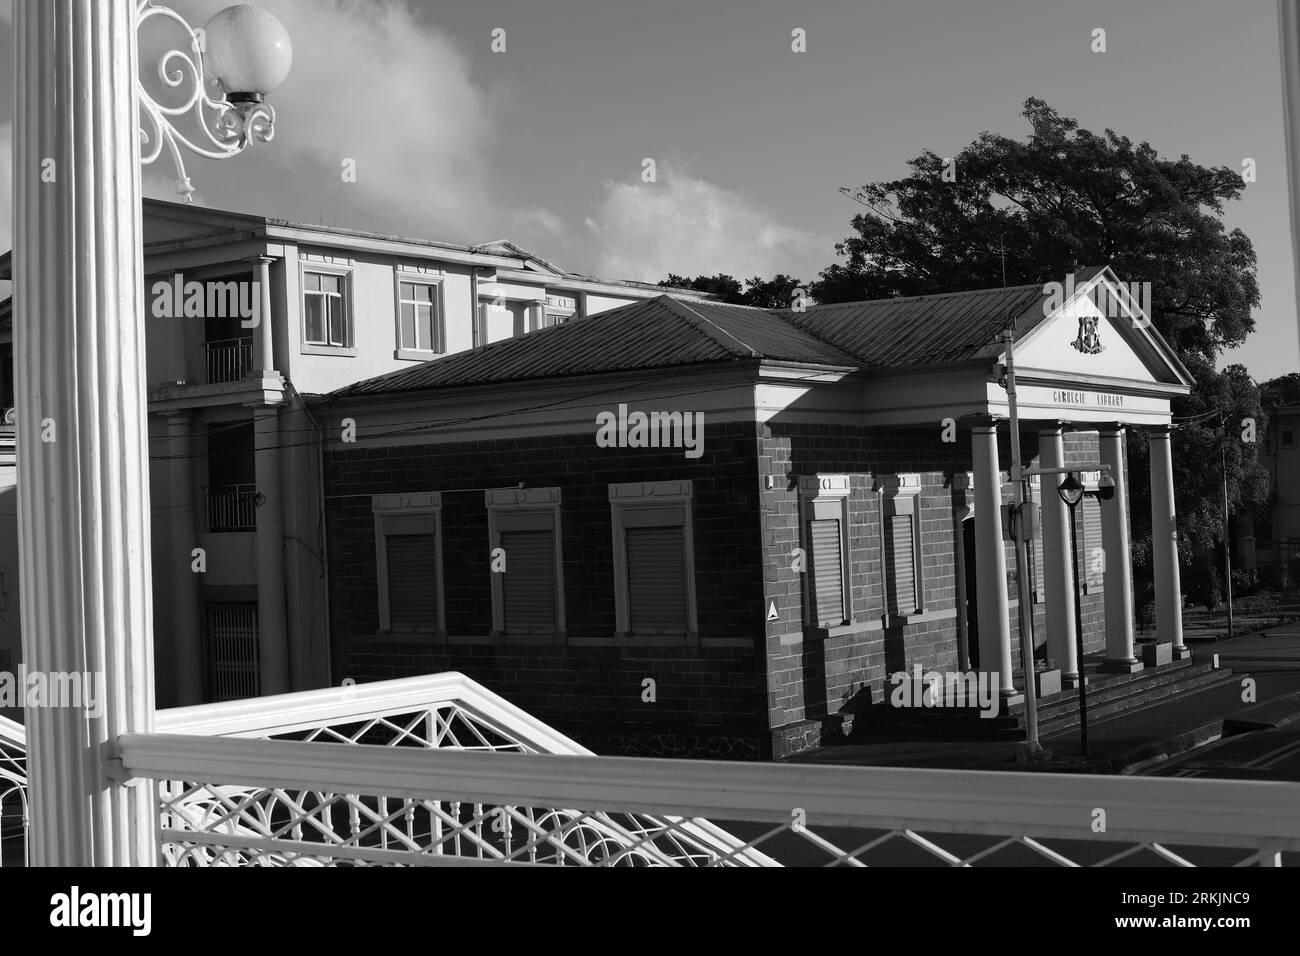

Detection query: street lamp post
xmin=1058 ymin=473 xmax=1090 ymax=759
xmin=12 ymin=0 xmax=290 ymax=866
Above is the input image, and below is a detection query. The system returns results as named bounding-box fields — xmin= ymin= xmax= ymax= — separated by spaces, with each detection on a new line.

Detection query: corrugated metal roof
xmin=334 ymin=278 xmax=1081 ymax=398
xmin=787 ymin=283 xmax=1051 ymax=370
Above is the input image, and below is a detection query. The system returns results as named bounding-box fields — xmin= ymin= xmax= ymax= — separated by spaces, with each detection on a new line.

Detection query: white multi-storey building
xmin=0 ymin=198 xmax=705 ymax=709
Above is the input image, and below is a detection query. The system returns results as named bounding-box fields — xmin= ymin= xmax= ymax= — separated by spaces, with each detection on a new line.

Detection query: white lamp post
xmin=12 ymin=0 xmax=289 ymax=866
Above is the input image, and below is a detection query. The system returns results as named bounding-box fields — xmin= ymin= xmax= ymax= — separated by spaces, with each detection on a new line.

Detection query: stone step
xmin=1038 ymin=668 xmax=1238 ymax=738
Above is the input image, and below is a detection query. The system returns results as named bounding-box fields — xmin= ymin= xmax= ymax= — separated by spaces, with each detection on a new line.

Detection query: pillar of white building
xmin=253 ymin=407 xmax=290 ymax=694
xmin=1038 ymin=425 xmax=1080 ymax=685
xmin=972 ymin=421 xmax=1017 ymax=698
xmin=1149 ymin=425 xmax=1188 ymax=658
xmin=167 ymin=412 xmax=206 ymax=704
xmin=250 ymin=255 xmax=275 ymax=374
xmin=1099 ymin=425 xmax=1142 ymax=672
xmin=12 ymin=0 xmax=157 ymax=865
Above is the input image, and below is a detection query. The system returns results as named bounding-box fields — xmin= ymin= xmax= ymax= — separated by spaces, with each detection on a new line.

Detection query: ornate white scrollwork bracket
xmin=135 ymin=0 xmax=276 ymax=201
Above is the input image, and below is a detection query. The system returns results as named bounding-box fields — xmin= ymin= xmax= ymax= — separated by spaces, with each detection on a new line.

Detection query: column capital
xmin=1037 ymin=420 xmax=1068 ymax=437
xmin=969 ymin=414 xmax=1001 ymax=432
xmin=1098 ymin=422 xmax=1128 ymax=437
xmin=243 ymin=254 xmax=277 ymax=267
xmin=1145 ymin=423 xmax=1173 ymax=438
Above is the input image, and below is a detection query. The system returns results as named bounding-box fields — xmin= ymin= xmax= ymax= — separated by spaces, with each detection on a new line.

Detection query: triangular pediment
xmin=1009 ymin=269 xmax=1193 ymax=389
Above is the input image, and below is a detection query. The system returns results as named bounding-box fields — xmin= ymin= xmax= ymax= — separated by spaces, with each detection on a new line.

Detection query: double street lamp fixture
xmin=137 ymin=1 xmax=293 ymax=199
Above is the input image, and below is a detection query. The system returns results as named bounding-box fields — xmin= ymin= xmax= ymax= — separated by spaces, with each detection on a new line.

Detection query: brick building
xmin=318 ymin=267 xmax=1194 ymax=758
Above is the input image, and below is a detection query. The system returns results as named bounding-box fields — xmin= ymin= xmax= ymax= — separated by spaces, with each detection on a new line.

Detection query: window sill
xmin=805 ymin=619 xmax=882 ymax=641
xmin=301 ymin=343 xmax=356 ymax=357
xmin=394 ymin=348 xmax=446 ymax=362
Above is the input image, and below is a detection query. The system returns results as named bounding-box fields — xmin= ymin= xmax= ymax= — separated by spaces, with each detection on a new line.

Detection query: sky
xmin=0 ymin=0 xmax=1297 ymax=378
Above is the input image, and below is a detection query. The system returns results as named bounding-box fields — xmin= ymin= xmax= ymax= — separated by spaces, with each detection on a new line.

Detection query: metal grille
xmin=207 ymin=604 xmax=260 ymax=702
xmin=206 ymin=483 xmax=257 ymax=532
xmin=205 ymin=337 xmax=254 ymax=384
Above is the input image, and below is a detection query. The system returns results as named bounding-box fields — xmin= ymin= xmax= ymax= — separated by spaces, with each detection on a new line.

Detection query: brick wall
xmin=758 ymin=422 xmax=1108 ymax=749
xmin=325 ymin=420 xmax=770 ymax=758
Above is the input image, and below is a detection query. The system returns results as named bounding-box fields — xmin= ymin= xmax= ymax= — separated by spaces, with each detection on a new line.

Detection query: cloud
xmin=587 ymin=164 xmax=826 ymax=283
xmin=146 ymin=0 xmax=494 ymax=235
xmin=510 ymin=205 xmax=566 ymax=240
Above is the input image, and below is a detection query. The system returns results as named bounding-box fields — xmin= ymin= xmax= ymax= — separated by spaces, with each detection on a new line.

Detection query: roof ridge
xmin=659 ymin=296 xmax=760 ymax=358
xmin=770 ymin=281 xmax=1047 ymax=314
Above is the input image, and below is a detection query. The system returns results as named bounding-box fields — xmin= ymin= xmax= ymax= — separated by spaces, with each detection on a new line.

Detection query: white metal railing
xmin=204 ymin=337 xmax=254 ymax=384
xmin=0 ymin=715 xmax=28 ymax=868
xmin=3 ymin=673 xmax=1299 ymax=866
xmin=205 ymin=483 xmax=257 ymax=532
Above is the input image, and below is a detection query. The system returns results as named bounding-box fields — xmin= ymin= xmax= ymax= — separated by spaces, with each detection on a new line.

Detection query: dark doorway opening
xmin=963 ymin=516 xmax=979 ymax=670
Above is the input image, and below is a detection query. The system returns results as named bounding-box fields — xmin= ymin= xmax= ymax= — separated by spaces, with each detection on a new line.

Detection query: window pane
xmin=417 ymin=284 xmax=434 ymax=304
xmin=417 ymin=304 xmax=434 ymax=351
xmin=321 ymin=274 xmax=341 ymax=294
xmin=304 ymin=273 xmax=320 ymax=292
xmin=399 ymin=282 xmax=413 ymax=300
xmin=304 ymin=295 xmax=325 ymax=343
xmin=400 ymin=302 xmax=415 ymax=349
xmin=328 ymin=297 xmax=346 ymax=346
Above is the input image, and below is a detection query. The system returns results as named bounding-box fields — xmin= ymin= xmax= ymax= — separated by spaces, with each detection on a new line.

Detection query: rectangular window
xmin=610 ymin=481 xmax=696 ymax=643
xmin=887 ymin=513 xmax=916 ymax=614
xmin=1081 ymin=496 xmax=1104 ymax=592
xmin=397 ymin=279 xmax=445 ymax=354
xmin=1283 ymin=429 xmax=1296 ymax=449
xmin=879 ymin=473 xmax=923 ymax=620
xmin=487 ymin=488 xmax=564 ymax=640
xmin=373 ymin=494 xmax=444 ymax=634
xmin=303 ymin=271 xmax=349 ymax=347
xmin=808 ymin=518 xmax=845 ymax=625
xmin=799 ymin=475 xmax=852 ymax=628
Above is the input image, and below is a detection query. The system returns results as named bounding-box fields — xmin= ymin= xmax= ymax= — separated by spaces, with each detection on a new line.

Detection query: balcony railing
xmin=2 ymin=673 xmax=1298 ymax=867
xmin=206 ymin=483 xmax=257 ymax=533
xmin=205 ymin=337 xmax=254 ymax=385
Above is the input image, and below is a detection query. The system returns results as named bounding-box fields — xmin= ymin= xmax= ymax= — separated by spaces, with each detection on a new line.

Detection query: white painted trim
xmin=798 ymin=474 xmax=853 ymax=628
xmin=372 ymin=493 xmax=445 ymax=636
xmin=393 ymin=269 xmax=448 ymax=356
xmin=608 ymin=481 xmax=697 ymax=643
xmin=485 ymin=487 xmax=565 ymax=641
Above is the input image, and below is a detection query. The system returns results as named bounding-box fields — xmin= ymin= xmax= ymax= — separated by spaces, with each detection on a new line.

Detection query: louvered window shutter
xmin=626 ymin=525 xmax=687 ymax=634
xmin=808 ymin=518 xmax=844 ymax=624
xmin=890 ymin=514 xmax=915 ymax=613
xmin=1032 ymin=524 xmax=1045 ymax=602
xmin=1083 ymin=498 xmax=1104 ymax=589
xmin=385 ymin=533 xmax=438 ymax=629
xmin=500 ymin=529 xmax=557 ymax=634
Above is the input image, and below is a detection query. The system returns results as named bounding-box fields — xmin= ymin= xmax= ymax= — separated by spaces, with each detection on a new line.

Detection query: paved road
xmin=1152 ymin=724 xmax=1300 ymax=781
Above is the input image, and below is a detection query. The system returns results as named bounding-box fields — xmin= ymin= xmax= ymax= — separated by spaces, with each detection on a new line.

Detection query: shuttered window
xmin=888 ymin=513 xmax=916 ymax=614
xmin=808 ymin=519 xmax=845 ymax=624
xmin=1082 ymin=497 xmax=1104 ymax=590
xmin=625 ymin=526 xmax=688 ymax=634
xmin=1032 ymin=524 xmax=1045 ymax=602
xmin=500 ymin=529 xmax=557 ymax=634
xmin=385 ymin=533 xmax=438 ymax=629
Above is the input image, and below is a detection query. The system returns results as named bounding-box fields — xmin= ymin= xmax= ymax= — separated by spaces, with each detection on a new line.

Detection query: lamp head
xmin=1097 ymin=472 xmax=1116 ymax=501
xmin=1057 ymin=472 xmax=1084 ymax=507
xmin=203 ymin=5 xmax=293 ymax=103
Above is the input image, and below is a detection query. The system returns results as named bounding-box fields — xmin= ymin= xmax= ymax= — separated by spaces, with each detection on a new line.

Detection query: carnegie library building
xmin=320 ymin=266 xmax=1196 ymax=759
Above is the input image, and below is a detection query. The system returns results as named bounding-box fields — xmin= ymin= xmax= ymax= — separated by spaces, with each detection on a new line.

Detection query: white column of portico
xmin=1037 ymin=425 xmax=1079 ymax=685
xmin=252 ymin=406 xmax=291 ymax=695
xmin=168 ymin=413 xmax=206 ymax=705
xmin=972 ymin=421 xmax=1016 ymax=697
xmin=13 ymin=0 xmax=157 ymax=864
xmin=1100 ymin=425 xmax=1142 ymax=672
xmin=1149 ymin=425 xmax=1188 ymax=658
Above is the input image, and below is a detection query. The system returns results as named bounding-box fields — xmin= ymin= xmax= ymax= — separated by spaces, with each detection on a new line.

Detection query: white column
xmin=13 ymin=0 xmax=157 ymax=865
xmin=1038 ymin=426 xmax=1079 ymax=684
xmin=250 ymin=256 xmax=275 ymax=373
xmin=1149 ymin=425 xmax=1188 ymax=657
xmin=253 ymin=407 xmax=290 ymax=694
xmin=167 ymin=413 xmax=205 ymax=705
xmin=972 ymin=422 xmax=1016 ymax=697
xmin=1100 ymin=426 xmax=1141 ymax=672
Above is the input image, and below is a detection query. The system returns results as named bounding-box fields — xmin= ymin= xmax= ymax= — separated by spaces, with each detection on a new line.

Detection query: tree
xmin=816 ymin=98 xmax=1266 ymax=572
xmin=658 ymin=273 xmax=806 ymax=309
